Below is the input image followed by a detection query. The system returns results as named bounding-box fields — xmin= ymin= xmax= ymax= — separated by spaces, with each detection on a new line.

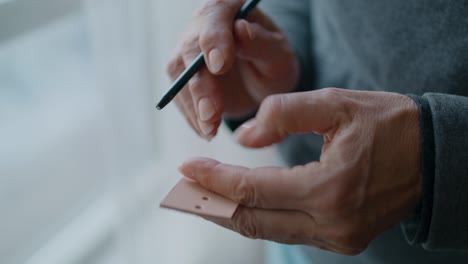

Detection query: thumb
xmin=234 ymin=90 xmax=345 ymax=148
xmin=234 ymin=20 xmax=294 ymax=77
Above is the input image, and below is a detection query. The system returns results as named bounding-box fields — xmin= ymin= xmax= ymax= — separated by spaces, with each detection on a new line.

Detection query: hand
xmin=167 ymin=0 xmax=299 ymax=140
xmin=179 ymin=88 xmax=422 ymax=255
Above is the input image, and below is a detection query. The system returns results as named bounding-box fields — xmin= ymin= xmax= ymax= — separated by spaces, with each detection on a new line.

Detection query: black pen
xmin=156 ymin=0 xmax=261 ymax=110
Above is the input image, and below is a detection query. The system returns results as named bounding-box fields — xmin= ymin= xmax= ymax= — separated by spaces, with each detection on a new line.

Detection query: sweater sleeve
xmin=403 ymin=93 xmax=468 ymax=251
xmin=225 ymin=0 xmax=313 ymax=131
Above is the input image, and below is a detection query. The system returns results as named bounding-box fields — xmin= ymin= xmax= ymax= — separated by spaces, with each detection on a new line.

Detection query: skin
xmin=167 ymin=0 xmax=299 ymax=140
xmin=171 ymin=0 xmax=422 ymax=255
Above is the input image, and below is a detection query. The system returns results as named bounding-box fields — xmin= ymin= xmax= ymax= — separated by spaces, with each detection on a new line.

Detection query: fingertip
xmin=197 ymin=116 xmax=222 ymax=141
xmin=234 ymin=119 xmax=257 ymax=145
xmin=179 ymin=157 xmax=211 ymax=179
xmin=194 ymin=116 xmax=219 ymax=141
xmin=183 ymin=156 xmax=215 ymax=165
xmin=178 ymin=165 xmax=194 ymax=179
xmin=199 ymin=121 xmax=215 ymax=140
xmin=234 ymin=118 xmax=287 ymax=148
xmin=180 ymin=157 xmax=219 ymax=173
xmin=200 ymin=32 xmax=235 ymax=75
xmin=198 ymin=97 xmax=217 ymax=122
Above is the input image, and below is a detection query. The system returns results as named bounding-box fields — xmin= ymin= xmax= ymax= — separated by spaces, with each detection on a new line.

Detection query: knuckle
xmin=233 ymin=209 xmax=262 ymax=239
xmin=198 ymin=160 xmax=223 ymax=184
xmin=257 ymin=94 xmax=292 ymax=136
xmin=289 ymin=165 xmax=313 ymax=197
xmin=188 ymin=73 xmax=220 ymax=101
xmin=174 ymin=91 xmax=192 ymax=107
xmin=317 ymin=88 xmax=355 ymax=120
xmin=196 ymin=0 xmax=235 ymax=49
xmin=181 ymin=38 xmax=199 ymax=58
xmin=231 ymin=174 xmax=257 ymax=206
xmin=319 ymin=87 xmax=342 ymax=100
xmin=166 ymin=58 xmax=181 ymax=77
xmin=188 ymin=73 xmax=202 ymax=91
xmin=316 ymin=87 xmax=343 ymax=108
xmin=196 ymin=0 xmax=231 ymax=18
xmin=199 ymin=27 xmax=231 ymax=48
xmin=259 ymin=94 xmax=284 ymax=120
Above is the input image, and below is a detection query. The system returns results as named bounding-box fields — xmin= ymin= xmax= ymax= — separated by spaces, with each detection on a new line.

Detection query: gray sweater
xmin=227 ymin=0 xmax=468 ymax=263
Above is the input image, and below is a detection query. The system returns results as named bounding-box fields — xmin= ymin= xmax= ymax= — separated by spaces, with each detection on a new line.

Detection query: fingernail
xmin=198 ymin=97 xmax=216 ymax=122
xmin=234 ymin=119 xmax=257 ymax=141
xmin=240 ymin=119 xmax=257 ymax=130
xmin=208 ymin=48 xmax=224 ymax=73
xmin=179 ymin=157 xmax=214 ymax=178
xmin=243 ymin=20 xmax=254 ymax=40
xmin=200 ymin=121 xmax=214 ymax=137
xmin=178 ymin=165 xmax=195 ymax=179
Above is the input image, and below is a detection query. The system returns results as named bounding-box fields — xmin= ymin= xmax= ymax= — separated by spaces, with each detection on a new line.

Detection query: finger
xmin=166 ymin=48 xmax=185 ymax=82
xmin=235 ymin=89 xmax=348 ymax=148
xmin=180 ymin=40 xmax=223 ymax=139
xmin=196 ymin=0 xmax=245 ymax=74
xmin=174 ymin=89 xmax=204 ymax=137
xmin=196 ymin=0 xmax=278 ymax=75
xmin=179 ymin=157 xmax=321 ymax=210
xmin=190 ymin=69 xmax=224 ymax=138
xmin=203 ymin=207 xmax=362 ymax=255
xmin=242 ymin=8 xmax=279 ymax=32
xmin=209 ymin=206 xmax=319 ymax=241
xmin=234 ymin=20 xmax=298 ymax=101
xmin=167 ymin=54 xmax=204 ymax=136
xmin=234 ymin=20 xmax=293 ymax=77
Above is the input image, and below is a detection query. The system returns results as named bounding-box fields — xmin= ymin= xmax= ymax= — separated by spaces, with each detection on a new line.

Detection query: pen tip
xmin=156 ymin=99 xmax=170 ymax=110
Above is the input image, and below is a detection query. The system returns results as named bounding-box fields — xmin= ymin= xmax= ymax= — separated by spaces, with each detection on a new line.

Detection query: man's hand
xmin=179 ymin=88 xmax=421 ymax=255
xmin=167 ymin=0 xmax=299 ymax=140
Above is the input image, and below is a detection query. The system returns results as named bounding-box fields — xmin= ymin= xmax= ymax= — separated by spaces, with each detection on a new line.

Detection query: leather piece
xmin=160 ymin=178 xmax=239 ymax=219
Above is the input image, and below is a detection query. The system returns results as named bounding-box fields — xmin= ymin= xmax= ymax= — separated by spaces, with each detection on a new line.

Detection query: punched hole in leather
xmin=160 ymin=178 xmax=239 ymax=219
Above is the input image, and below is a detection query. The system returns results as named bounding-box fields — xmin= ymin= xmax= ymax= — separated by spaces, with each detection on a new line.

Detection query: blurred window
xmin=0 ymin=1 xmax=157 ymax=263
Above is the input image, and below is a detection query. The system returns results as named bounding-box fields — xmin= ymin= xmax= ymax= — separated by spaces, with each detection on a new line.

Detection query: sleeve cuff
xmin=401 ymin=94 xmax=435 ymax=246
